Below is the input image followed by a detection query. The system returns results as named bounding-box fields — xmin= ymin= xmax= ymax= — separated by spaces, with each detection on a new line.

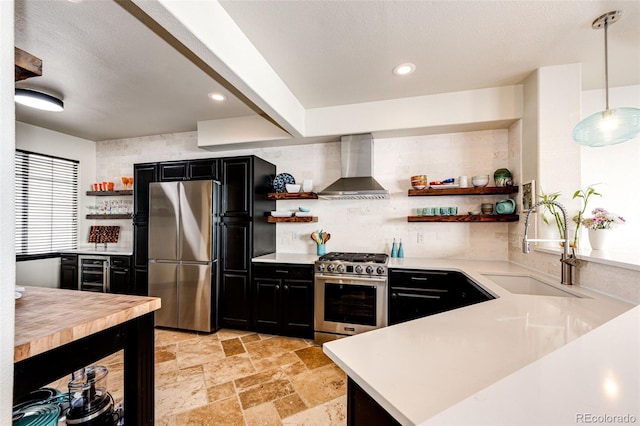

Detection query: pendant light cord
xmin=604 ymin=16 xmax=610 ymax=111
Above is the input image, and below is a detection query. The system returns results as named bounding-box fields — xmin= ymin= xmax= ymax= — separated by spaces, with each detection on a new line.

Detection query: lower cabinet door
xmin=109 ymin=268 xmax=130 ymax=294
xmin=282 ymin=279 xmax=314 ymax=337
xmin=60 ymin=264 xmax=78 ymax=290
xmin=253 ymin=278 xmax=281 ymax=329
xmin=221 ymin=272 xmax=250 ymax=328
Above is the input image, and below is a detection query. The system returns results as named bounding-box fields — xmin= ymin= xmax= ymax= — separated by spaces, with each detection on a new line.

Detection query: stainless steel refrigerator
xmin=148 ymin=180 xmax=220 ymax=332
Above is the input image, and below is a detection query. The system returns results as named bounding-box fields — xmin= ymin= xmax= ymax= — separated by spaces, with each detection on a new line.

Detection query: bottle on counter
xmin=391 ymin=238 xmax=397 ymax=258
xmin=398 ymin=239 xmax=404 ymax=258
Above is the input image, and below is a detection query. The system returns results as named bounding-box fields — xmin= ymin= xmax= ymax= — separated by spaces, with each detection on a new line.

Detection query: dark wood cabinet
xmin=159 ymin=161 xmax=188 ymax=181
xmin=388 ymin=269 xmax=494 ymax=325
xmin=109 ymin=255 xmax=131 ymax=294
xmin=347 ymin=378 xmax=400 ymax=426
xmin=221 ymin=272 xmax=251 ymax=328
xmin=133 ymin=162 xmax=158 ymax=220
xmin=60 ymin=254 xmax=78 ymax=290
xmin=252 ymin=263 xmax=314 ymax=338
xmin=159 ymin=159 xmax=219 ymax=182
xmin=221 ymin=158 xmax=251 ymax=217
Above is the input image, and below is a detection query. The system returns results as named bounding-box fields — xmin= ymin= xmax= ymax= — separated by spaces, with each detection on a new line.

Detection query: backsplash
xmin=96 ymin=129 xmax=512 ymax=259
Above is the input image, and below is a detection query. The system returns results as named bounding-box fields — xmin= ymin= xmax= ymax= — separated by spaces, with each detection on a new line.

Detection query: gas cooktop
xmin=318 ymin=252 xmax=388 ymax=263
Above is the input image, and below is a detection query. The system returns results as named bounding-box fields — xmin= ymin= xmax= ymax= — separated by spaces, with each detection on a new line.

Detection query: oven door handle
xmin=393 ymin=292 xmax=441 ymax=300
xmin=315 ymin=274 xmax=387 ymax=283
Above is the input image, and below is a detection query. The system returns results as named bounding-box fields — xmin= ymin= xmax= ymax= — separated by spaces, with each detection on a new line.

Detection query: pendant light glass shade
xmin=573 ymin=10 xmax=640 ymax=147
xmin=14 ymin=88 xmax=64 ymax=112
xmin=573 ymin=107 xmax=640 ymax=147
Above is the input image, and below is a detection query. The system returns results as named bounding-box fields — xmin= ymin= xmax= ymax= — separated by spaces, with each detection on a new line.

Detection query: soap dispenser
xmin=398 ymin=239 xmax=404 ymax=258
xmin=390 ymin=238 xmax=397 ymax=258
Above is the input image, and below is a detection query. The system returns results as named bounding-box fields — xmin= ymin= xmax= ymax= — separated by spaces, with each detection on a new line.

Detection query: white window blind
xmin=15 ymin=150 xmax=79 ymax=257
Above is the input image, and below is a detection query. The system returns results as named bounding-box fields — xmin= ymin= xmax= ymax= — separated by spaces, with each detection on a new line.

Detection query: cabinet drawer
xmin=253 ymin=263 xmax=313 ymax=280
xmin=60 ymin=254 xmax=77 ymax=265
xmin=110 ymin=256 xmax=131 ymax=268
xmin=389 ymin=269 xmax=453 ymax=290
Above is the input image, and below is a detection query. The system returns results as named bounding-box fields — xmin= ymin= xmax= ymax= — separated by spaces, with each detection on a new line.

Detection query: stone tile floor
xmin=49 ymin=328 xmax=347 ymax=425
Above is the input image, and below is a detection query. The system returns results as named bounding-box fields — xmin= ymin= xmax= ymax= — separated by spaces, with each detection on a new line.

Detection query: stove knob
xmin=317 ymin=263 xmax=325 ymax=272
xmin=365 ymin=265 xmax=374 ymax=275
xmin=337 ymin=264 xmax=346 ymax=273
xmin=377 ymin=266 xmax=386 ymax=275
xmin=327 ymin=264 xmax=335 ymax=273
xmin=355 ymin=265 xmax=363 ymax=274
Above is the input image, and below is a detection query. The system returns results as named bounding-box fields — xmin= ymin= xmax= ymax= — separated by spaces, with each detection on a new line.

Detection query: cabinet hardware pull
xmin=396 ymin=292 xmax=441 ymax=299
xmin=284 ymin=285 xmax=289 ymax=290
xmin=275 ymin=270 xmax=289 ymax=274
xmin=275 ymin=285 xmax=280 ymax=290
xmin=410 ymin=277 xmax=428 ymax=281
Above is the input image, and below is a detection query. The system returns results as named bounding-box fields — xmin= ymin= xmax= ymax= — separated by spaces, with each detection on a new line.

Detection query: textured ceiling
xmin=13 ymin=0 xmax=640 ymax=141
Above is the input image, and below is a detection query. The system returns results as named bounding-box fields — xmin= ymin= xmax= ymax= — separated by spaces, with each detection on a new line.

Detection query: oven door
xmin=314 ymin=273 xmax=387 ymax=343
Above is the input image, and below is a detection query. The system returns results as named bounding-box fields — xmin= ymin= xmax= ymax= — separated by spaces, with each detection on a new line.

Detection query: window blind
xmin=15 ymin=150 xmax=79 ymax=257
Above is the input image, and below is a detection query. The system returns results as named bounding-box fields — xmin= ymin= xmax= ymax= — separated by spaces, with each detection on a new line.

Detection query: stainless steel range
xmin=314 ymin=252 xmax=389 ymax=344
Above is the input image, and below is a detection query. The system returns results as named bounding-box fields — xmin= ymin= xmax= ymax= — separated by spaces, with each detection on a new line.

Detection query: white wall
xmin=1 ymin=0 xmax=15 ymax=420
xmin=580 ymin=85 xmax=640 ymax=252
xmin=15 ymin=122 xmax=96 ymax=286
xmin=97 ymin=129 xmax=512 ymax=259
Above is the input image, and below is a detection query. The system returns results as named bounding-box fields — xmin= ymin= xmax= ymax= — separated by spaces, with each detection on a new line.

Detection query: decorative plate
xmin=272 ymin=173 xmax=295 ymax=193
xmin=429 ymin=184 xmax=460 ymax=189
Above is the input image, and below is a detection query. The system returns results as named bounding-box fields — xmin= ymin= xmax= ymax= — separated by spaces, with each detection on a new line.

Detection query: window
xmin=15 ymin=150 xmax=78 ymax=259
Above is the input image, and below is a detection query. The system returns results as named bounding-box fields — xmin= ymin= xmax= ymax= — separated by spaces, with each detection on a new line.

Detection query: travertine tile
xmin=282 ymin=395 xmax=347 ymax=426
xmin=155 ymin=375 xmax=208 ymax=418
xmin=244 ymin=336 xmax=310 ymax=360
xmin=273 ymin=392 xmax=308 ymax=419
xmin=155 ymin=328 xmax=198 ymax=347
xmin=176 ymin=336 xmax=224 ymax=368
xmin=221 ymin=337 xmax=246 ymax=357
xmin=155 ymin=344 xmax=177 ymax=363
xmin=244 ymin=402 xmax=282 ymax=426
xmin=202 ymin=353 xmax=256 ymax=387
xmin=175 ymin=397 xmax=245 ymax=426
xmin=238 ymin=377 xmax=295 ymax=409
xmin=295 ymin=345 xmax=333 ymax=370
xmin=241 ymin=333 xmax=262 ymax=344
xmin=282 ymin=360 xmax=309 ymax=377
xmin=235 ymin=368 xmax=285 ymax=392
xmin=207 ymin=381 xmax=236 ymax=403
xmin=290 ymin=364 xmax=347 ymax=408
xmin=252 ymin=352 xmax=301 ymax=372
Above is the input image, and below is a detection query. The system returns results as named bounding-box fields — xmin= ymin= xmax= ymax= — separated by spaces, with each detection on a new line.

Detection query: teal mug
xmin=496 ymin=198 xmax=516 ymax=215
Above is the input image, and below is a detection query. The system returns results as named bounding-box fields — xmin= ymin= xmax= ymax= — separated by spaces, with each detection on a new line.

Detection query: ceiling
xmin=14 ymin=0 xmax=640 ymax=142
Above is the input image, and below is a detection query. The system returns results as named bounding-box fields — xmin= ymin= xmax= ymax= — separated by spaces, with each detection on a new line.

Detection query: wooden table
xmin=14 ymin=286 xmax=160 ymax=425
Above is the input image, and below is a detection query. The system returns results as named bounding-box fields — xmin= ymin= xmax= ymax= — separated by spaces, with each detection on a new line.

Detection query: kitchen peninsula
xmin=14 ymin=287 xmax=160 ymax=425
xmin=322 ymin=258 xmax=638 ymax=425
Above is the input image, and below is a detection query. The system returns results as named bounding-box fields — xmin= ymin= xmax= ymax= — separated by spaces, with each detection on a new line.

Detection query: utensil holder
xmin=317 ymin=244 xmax=326 ymax=256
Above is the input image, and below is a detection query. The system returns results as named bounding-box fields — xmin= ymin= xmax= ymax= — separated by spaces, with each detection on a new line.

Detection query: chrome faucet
xmin=522 ymin=200 xmax=580 ymax=285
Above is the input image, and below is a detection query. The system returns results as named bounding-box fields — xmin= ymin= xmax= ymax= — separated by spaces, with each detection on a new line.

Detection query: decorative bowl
xmin=299 ymin=207 xmax=311 ymax=212
xmin=285 ymin=184 xmax=301 ymax=193
xmin=472 ymin=175 xmax=490 ymax=187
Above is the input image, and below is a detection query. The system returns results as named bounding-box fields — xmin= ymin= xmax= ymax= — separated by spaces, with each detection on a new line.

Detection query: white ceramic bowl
xmin=285 ymin=184 xmax=301 ymax=193
xmin=472 ymin=175 xmax=489 ymax=187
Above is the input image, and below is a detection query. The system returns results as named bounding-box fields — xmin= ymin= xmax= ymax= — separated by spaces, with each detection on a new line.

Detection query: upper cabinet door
xmin=133 ymin=163 xmax=158 ymax=221
xmin=160 ymin=161 xmax=188 ymax=181
xmin=188 ymin=159 xmax=219 ymax=180
xmin=222 ymin=158 xmax=251 ymax=217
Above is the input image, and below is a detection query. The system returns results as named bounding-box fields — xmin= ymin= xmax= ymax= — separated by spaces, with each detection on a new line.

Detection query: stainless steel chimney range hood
xmin=318 ymin=134 xmax=389 ymax=200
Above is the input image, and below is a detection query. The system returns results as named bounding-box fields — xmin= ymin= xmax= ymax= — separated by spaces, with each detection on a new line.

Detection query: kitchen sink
xmin=481 ymin=273 xmax=584 ymax=298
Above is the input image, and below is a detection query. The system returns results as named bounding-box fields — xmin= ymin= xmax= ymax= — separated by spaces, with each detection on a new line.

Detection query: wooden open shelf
xmin=267 ymin=192 xmax=318 ymax=200
xmin=408 ymin=214 xmax=519 ymax=223
xmin=267 ymin=216 xmax=318 ymax=223
xmin=86 ymin=190 xmax=133 ymax=196
xmin=408 ymin=186 xmax=518 ymax=196
xmin=86 ymin=214 xmax=133 ymax=220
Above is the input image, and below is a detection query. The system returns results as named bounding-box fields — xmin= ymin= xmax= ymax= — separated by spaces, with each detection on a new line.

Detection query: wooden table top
xmin=14 ymin=286 xmax=160 ymax=363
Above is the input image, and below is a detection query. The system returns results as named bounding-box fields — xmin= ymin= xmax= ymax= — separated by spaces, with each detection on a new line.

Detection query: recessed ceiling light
xmin=208 ymin=92 xmax=226 ymax=102
xmin=393 ymin=63 xmax=416 ymax=76
xmin=15 ymin=88 xmax=64 ymax=112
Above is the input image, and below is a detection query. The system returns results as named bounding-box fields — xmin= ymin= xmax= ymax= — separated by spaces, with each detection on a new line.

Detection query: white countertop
xmin=252 ymin=252 xmax=318 ymax=264
xmin=64 ymin=246 xmax=133 ymax=256
xmin=322 ymin=257 xmax=637 ymax=425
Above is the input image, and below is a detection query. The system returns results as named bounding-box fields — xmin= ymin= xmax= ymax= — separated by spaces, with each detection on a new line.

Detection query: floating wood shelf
xmin=267 ymin=216 xmax=318 ymax=223
xmin=86 ymin=214 xmax=133 ymax=220
xmin=267 ymin=192 xmax=318 ymax=200
xmin=407 ymin=214 xmax=519 ymax=223
xmin=408 ymin=186 xmax=519 ymax=196
xmin=15 ymin=47 xmax=42 ymax=82
xmin=86 ymin=190 xmax=133 ymax=196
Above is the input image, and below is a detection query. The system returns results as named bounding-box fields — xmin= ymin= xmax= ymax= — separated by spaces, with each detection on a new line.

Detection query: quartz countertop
xmin=14 ymin=286 xmax=160 ymax=362
xmin=322 ymin=257 xmax=636 ymax=425
xmin=64 ymin=246 xmax=133 ymax=256
xmin=252 ymin=252 xmax=318 ymax=265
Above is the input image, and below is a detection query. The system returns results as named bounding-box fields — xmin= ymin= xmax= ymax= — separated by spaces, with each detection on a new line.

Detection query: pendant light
xmin=14 ymin=88 xmax=64 ymax=112
xmin=573 ymin=10 xmax=640 ymax=147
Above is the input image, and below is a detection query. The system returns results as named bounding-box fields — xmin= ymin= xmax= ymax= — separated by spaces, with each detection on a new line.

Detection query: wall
xmin=1 ymin=0 xmax=15 ymax=420
xmin=96 ymin=129 xmax=512 ymax=259
xmin=15 ymin=122 xmax=96 ymax=287
xmin=509 ymin=66 xmax=640 ymax=304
